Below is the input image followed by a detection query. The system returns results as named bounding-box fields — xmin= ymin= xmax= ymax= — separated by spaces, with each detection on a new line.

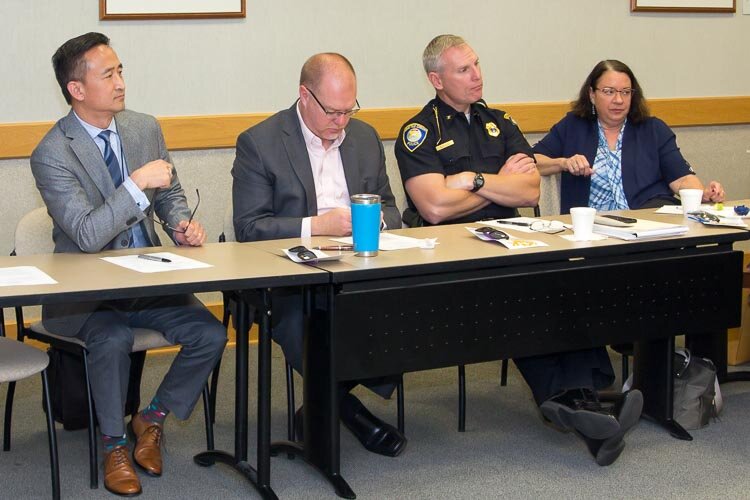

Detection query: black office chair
xmin=1 ymin=310 xmax=61 ymax=500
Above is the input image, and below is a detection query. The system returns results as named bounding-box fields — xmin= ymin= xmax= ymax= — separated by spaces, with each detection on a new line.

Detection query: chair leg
xmin=202 ymin=384 xmax=214 ymax=451
xmin=284 ymin=362 xmax=297 ymax=460
xmin=622 ymin=354 xmax=630 ymax=384
xmin=458 ymin=365 xmax=466 ymax=432
xmin=82 ymin=350 xmax=98 ymax=489
xmin=397 ymin=375 xmax=405 ymax=434
xmin=209 ymin=359 xmax=221 ymax=425
xmin=41 ymin=370 xmax=61 ymax=500
xmin=500 ymin=359 xmax=509 ymax=387
xmin=3 ymin=381 xmax=16 ymax=451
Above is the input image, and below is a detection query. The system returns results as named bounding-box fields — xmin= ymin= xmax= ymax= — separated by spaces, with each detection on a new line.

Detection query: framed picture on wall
xmin=100 ymin=0 xmax=246 ymax=20
xmin=631 ymin=0 xmax=735 ymax=12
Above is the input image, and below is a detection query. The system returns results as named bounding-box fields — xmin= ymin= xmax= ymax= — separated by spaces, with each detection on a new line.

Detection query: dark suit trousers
xmin=76 ymin=294 xmax=227 ymax=436
xmin=272 ymin=289 xmax=397 ymax=400
xmin=514 ymin=347 xmax=616 ymax=406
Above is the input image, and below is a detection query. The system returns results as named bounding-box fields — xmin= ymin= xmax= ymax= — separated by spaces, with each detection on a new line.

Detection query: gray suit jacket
xmin=231 ymin=103 xmax=400 ymax=242
xmin=231 ymin=104 xmax=400 ymax=395
xmin=30 ymin=109 xmax=191 ymax=335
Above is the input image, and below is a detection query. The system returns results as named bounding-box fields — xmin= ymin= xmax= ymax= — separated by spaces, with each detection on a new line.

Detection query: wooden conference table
xmin=248 ymin=207 xmax=749 ymax=499
xmin=0 ymin=242 xmax=328 ymax=500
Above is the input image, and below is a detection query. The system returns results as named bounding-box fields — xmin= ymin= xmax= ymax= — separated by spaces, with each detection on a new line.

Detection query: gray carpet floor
xmin=2 ymin=344 xmax=750 ymax=499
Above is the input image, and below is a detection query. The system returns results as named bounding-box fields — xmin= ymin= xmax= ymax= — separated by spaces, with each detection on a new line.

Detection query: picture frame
xmin=100 ymin=0 xmax=246 ymax=20
xmin=631 ymin=0 xmax=735 ymax=13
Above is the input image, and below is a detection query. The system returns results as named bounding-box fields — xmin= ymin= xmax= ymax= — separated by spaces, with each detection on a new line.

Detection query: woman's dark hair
xmin=52 ymin=32 xmax=110 ymax=105
xmin=571 ymin=59 xmax=650 ymax=124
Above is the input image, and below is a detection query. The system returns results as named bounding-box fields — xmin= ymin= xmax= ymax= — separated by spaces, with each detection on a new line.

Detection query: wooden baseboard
xmin=2 ymin=96 xmax=749 ymax=160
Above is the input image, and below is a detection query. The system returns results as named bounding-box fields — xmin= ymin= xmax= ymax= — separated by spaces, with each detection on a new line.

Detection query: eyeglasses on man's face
xmin=150 ymin=188 xmax=200 ymax=234
xmin=595 ymin=87 xmax=635 ymax=98
xmin=304 ymin=86 xmax=360 ymax=119
xmin=474 ymin=226 xmax=509 ymax=240
xmin=288 ymin=245 xmax=317 ymax=262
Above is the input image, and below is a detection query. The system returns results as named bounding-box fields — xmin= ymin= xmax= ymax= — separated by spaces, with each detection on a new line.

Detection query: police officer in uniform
xmin=395 ymin=34 xmax=643 ymax=466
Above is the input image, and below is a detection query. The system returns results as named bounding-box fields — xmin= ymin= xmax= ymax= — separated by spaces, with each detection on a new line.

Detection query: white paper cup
xmin=570 ymin=207 xmax=596 ymax=241
xmin=679 ymin=189 xmax=703 ymax=214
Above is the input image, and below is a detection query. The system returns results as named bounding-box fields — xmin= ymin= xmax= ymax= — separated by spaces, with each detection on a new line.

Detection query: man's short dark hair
xmin=52 ymin=32 xmax=110 ymax=105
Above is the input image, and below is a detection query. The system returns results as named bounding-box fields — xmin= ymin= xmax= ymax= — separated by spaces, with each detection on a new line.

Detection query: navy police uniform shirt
xmin=395 ymin=96 xmax=534 ymax=225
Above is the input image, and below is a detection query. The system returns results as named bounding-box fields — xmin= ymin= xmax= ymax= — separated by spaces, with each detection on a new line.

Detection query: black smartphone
xmin=594 ymin=214 xmax=637 ymax=227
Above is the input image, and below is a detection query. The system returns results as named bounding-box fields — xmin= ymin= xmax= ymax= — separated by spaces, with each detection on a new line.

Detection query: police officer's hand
xmin=445 ymin=172 xmax=475 ymax=191
xmin=312 ymin=208 xmax=352 ymax=236
xmin=500 ymin=153 xmax=537 ymax=175
xmin=562 ymin=155 xmax=594 ymax=177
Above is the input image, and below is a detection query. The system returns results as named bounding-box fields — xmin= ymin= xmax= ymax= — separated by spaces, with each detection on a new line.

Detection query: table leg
xmin=270 ymin=285 xmax=355 ymax=499
xmin=194 ymin=290 xmax=278 ymax=500
xmin=633 ymin=337 xmax=692 ymax=441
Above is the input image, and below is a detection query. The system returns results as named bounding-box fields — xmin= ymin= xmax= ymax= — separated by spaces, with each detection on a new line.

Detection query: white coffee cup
xmin=679 ymin=189 xmax=703 ymax=215
xmin=570 ymin=207 xmax=596 ymax=241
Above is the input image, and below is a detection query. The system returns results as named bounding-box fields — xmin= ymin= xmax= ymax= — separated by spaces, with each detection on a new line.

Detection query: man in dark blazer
xmin=232 ymin=53 xmax=406 ymax=457
xmin=30 ymin=33 xmax=226 ymax=496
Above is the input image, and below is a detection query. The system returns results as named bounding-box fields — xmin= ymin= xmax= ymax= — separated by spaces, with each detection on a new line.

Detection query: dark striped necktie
xmin=97 ymin=130 xmax=122 ymax=187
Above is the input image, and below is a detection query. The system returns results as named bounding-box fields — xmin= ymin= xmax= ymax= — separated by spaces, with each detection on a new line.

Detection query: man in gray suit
xmin=232 ymin=53 xmax=406 ymax=457
xmin=30 ymin=33 xmax=226 ymax=496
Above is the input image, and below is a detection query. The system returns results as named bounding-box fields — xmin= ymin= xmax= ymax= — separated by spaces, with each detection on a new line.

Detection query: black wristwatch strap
xmin=471 ymin=172 xmax=485 ymax=193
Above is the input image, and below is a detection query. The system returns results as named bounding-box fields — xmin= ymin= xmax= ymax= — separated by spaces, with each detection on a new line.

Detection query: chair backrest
xmin=538 ymin=173 xmax=562 ymax=217
xmin=14 ymin=207 xmax=55 ymax=256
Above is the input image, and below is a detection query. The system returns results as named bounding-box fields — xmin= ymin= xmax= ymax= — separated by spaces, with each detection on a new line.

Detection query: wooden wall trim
xmin=2 ymin=96 xmax=749 ymax=160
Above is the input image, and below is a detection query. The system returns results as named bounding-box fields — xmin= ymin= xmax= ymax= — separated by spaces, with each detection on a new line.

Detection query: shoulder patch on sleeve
xmin=503 ymin=112 xmax=518 ymax=127
xmin=402 ymin=123 xmax=428 ymax=152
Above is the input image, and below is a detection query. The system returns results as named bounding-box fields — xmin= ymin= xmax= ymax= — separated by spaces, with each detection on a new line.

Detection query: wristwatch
xmin=471 ymin=172 xmax=485 ymax=193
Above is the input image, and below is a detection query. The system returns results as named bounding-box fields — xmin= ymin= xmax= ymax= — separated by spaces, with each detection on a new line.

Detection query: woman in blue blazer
xmin=533 ymin=60 xmax=724 ymax=214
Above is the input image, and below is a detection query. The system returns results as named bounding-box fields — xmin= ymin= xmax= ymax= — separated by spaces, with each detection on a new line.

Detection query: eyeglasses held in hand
xmin=150 ymin=188 xmax=200 ymax=234
xmin=304 ymin=86 xmax=361 ymax=119
xmin=529 ymin=220 xmax=565 ymax=234
xmin=474 ymin=226 xmax=509 ymax=240
xmin=288 ymin=245 xmax=317 ymax=262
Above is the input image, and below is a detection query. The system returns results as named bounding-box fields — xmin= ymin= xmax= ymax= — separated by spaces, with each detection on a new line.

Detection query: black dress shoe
xmin=575 ymin=389 xmax=643 ymax=466
xmin=340 ymin=393 xmax=407 ymax=457
xmin=540 ymin=388 xmax=620 ymax=440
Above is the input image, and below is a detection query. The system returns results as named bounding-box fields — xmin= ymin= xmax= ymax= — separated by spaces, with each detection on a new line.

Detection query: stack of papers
xmin=593 ymin=218 xmax=688 ymax=240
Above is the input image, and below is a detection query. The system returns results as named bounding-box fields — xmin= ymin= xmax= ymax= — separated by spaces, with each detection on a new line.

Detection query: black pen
xmin=494 ymin=219 xmax=532 ymax=227
xmin=313 ymin=245 xmax=354 ymax=251
xmin=138 ymin=254 xmax=172 ymax=263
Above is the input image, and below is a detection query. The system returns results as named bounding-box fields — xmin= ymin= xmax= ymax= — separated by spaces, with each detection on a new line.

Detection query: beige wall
xmin=2 ymin=0 xmax=749 ymax=313
xmin=2 ymin=1 xmax=750 ymax=122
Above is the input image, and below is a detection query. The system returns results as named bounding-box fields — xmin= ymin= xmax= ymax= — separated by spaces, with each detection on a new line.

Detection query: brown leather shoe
xmin=104 ymin=445 xmax=142 ymax=497
xmin=128 ymin=413 xmax=163 ymax=477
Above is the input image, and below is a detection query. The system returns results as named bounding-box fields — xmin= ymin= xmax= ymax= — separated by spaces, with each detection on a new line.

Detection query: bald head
xmin=299 ymin=53 xmax=356 ymax=90
xmin=297 ymin=53 xmax=359 ymax=149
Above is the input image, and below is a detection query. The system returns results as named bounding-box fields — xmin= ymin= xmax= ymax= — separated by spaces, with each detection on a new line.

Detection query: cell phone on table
xmin=594 ymin=214 xmax=637 ymax=227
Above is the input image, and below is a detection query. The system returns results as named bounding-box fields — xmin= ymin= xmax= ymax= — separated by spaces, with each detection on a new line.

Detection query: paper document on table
xmin=101 ymin=252 xmax=212 ymax=273
xmin=592 ymin=218 xmax=688 ymax=240
xmin=0 ymin=266 xmax=57 ymax=287
xmin=331 ymin=233 xmax=436 ymax=250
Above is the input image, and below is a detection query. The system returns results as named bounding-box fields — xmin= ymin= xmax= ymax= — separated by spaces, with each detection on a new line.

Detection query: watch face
xmin=473 ymin=173 xmax=485 ymax=191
